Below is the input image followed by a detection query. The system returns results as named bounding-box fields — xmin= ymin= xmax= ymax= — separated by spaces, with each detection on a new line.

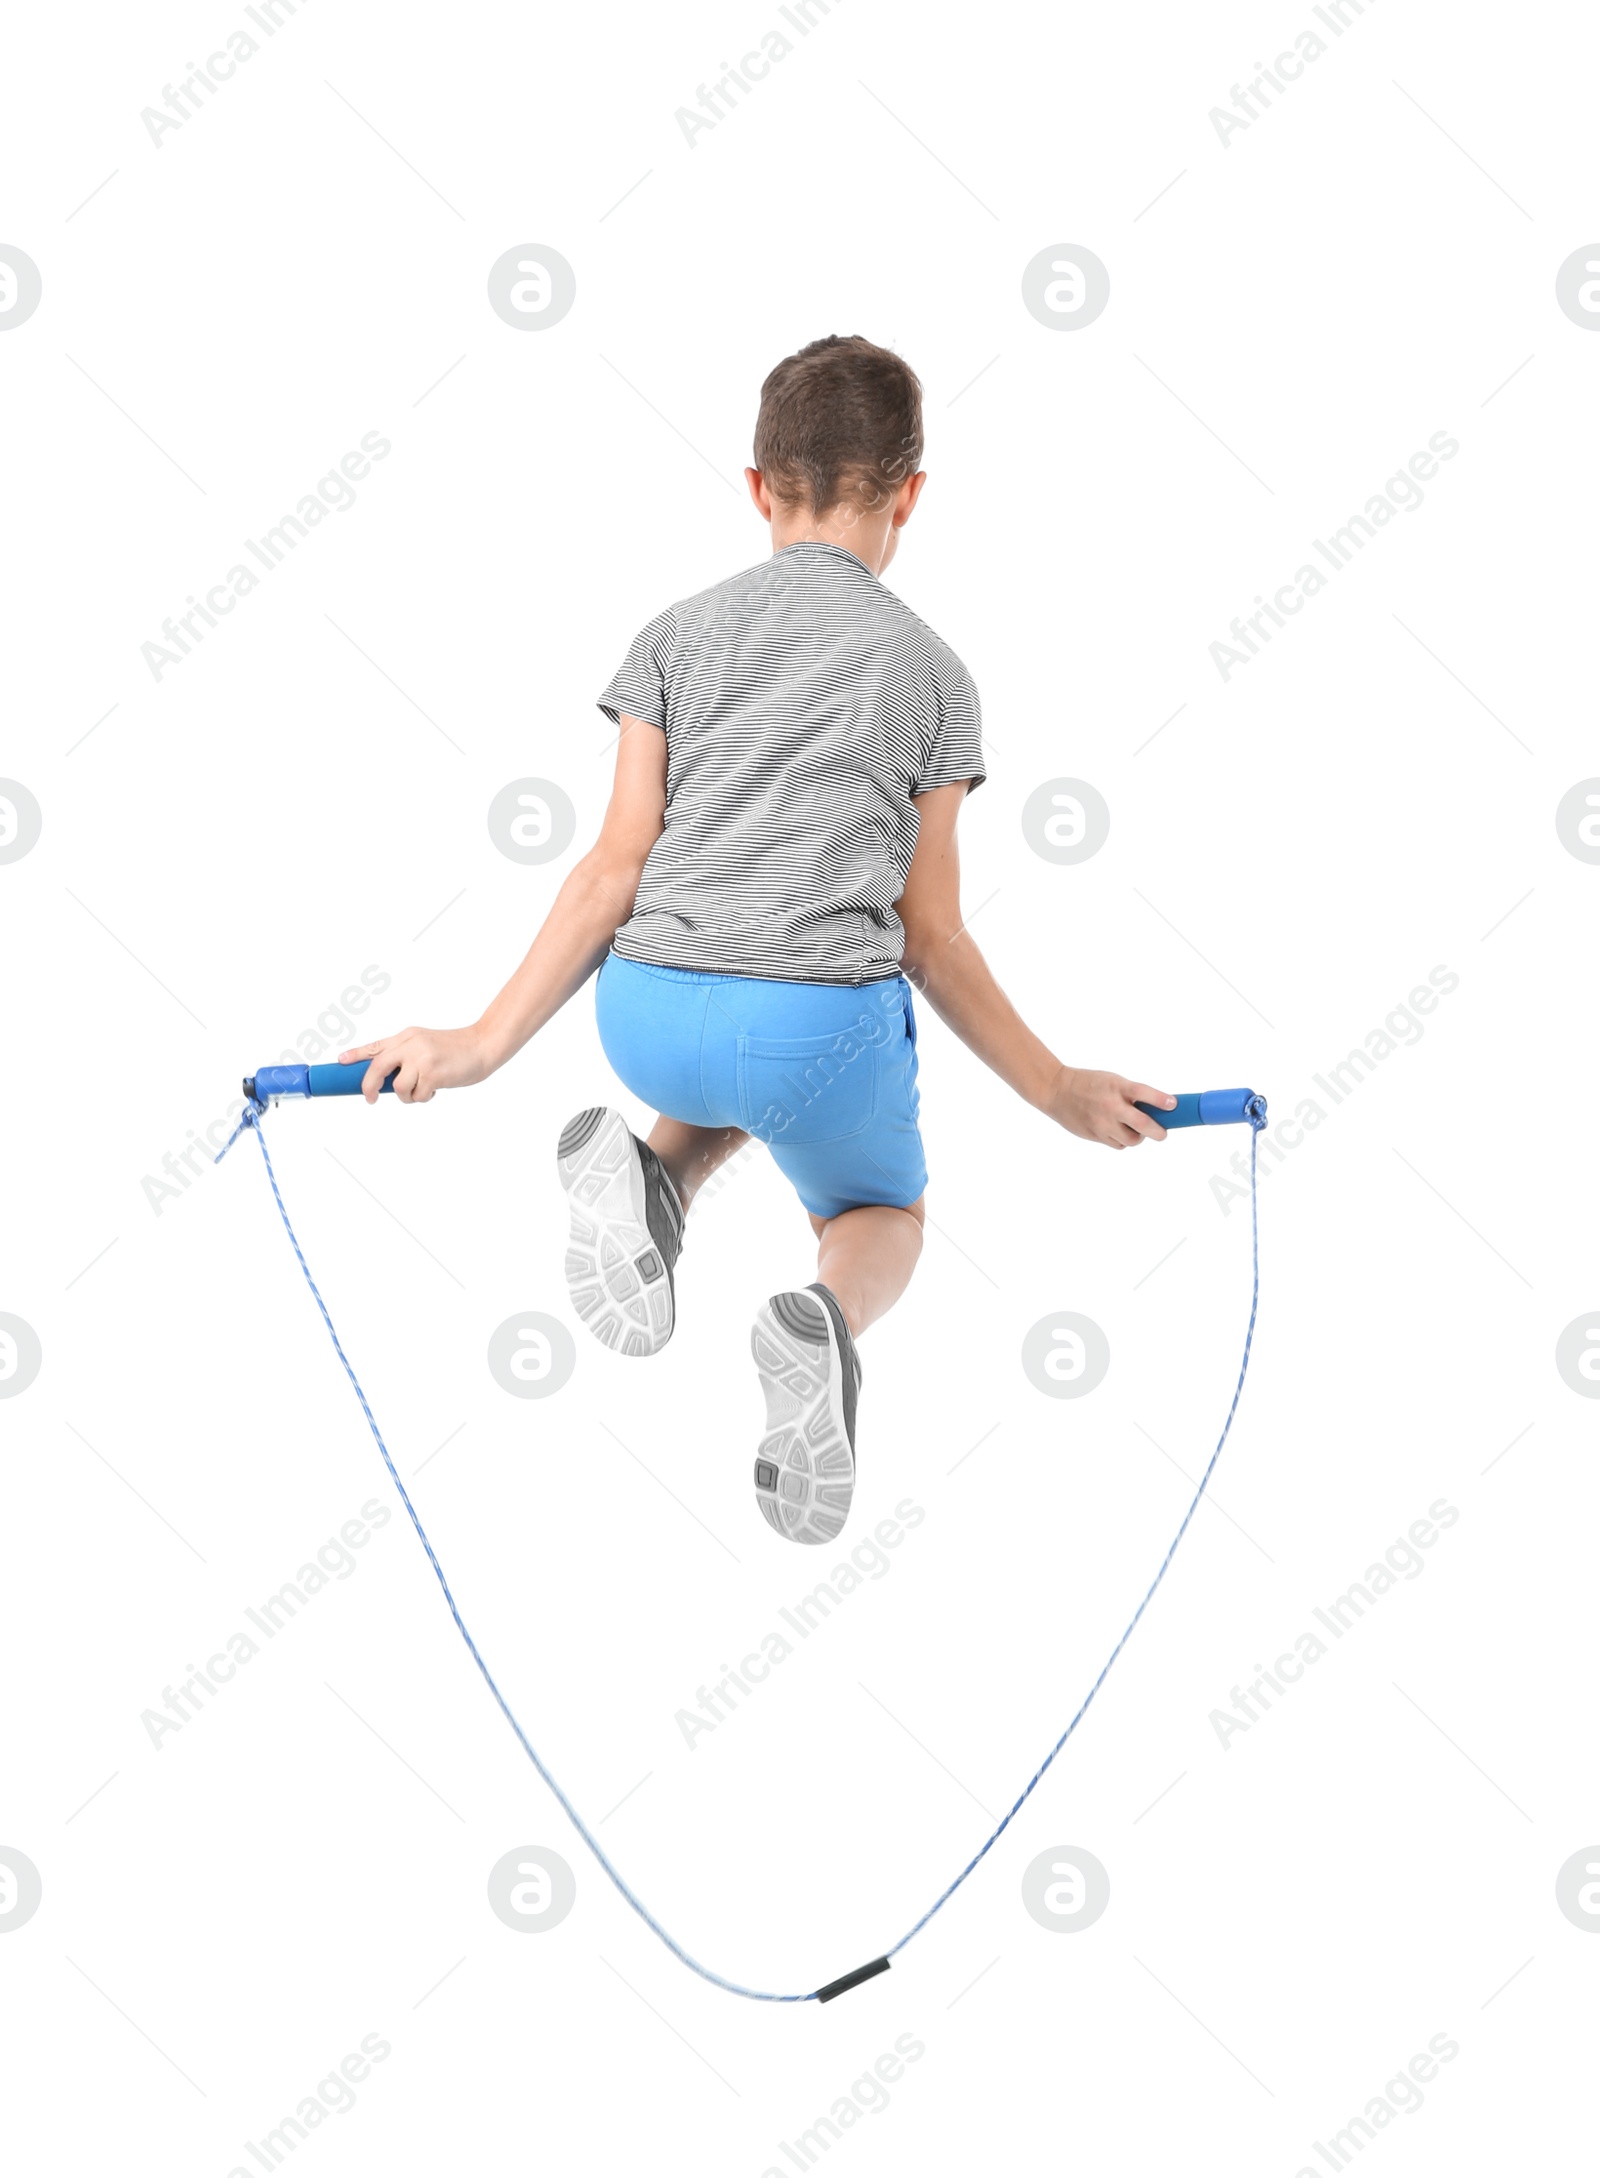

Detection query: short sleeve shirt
xmin=597 ymin=541 xmax=984 ymax=985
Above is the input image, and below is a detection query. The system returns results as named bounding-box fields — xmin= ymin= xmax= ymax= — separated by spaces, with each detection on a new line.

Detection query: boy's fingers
xmin=1127 ymin=1082 xmax=1177 ymax=1110
xmin=393 ymin=1061 xmax=436 ymax=1105
xmin=1123 ymin=1110 xmax=1166 ymax=1142
xmin=340 ymin=1043 xmax=382 ymax=1063
xmin=362 ymin=1050 xmax=397 ymax=1101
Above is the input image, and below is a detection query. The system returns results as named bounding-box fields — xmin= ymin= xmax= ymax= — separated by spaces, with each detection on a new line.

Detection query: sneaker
xmin=751 ymin=1283 xmax=861 ymax=1545
xmin=557 ymin=1107 xmax=684 ymax=1357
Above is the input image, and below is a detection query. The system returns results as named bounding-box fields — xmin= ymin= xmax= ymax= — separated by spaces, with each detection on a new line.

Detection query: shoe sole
xmin=556 ymin=1107 xmax=675 ymax=1357
xmin=751 ymin=1290 xmax=855 ymax=1545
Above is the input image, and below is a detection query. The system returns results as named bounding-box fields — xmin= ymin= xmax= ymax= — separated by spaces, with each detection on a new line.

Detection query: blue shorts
xmin=594 ymin=953 xmax=928 ymax=1221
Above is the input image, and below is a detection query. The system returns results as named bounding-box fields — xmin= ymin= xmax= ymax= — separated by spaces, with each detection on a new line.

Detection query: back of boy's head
xmin=753 ymin=335 xmax=923 ymax=519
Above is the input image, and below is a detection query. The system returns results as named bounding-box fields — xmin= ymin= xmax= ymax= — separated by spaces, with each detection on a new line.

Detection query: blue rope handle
xmin=217 ymin=1102 xmax=1263 ymax=2002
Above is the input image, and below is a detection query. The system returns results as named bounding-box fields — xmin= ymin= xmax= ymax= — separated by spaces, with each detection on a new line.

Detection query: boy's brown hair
xmin=752 ymin=335 xmax=924 ymax=518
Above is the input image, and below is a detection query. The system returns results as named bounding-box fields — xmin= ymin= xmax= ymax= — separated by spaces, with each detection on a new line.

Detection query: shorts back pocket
xmin=736 ymin=1025 xmax=881 ymax=1145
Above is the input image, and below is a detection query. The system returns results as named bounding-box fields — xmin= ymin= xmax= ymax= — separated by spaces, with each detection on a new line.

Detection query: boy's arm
xmin=340 ymin=718 xmax=666 ymax=1101
xmin=897 ymin=782 xmax=1176 ymax=1149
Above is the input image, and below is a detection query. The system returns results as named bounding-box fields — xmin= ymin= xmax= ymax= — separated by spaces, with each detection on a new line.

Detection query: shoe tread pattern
xmin=557 ymin=1107 xmax=675 ymax=1357
xmin=751 ymin=1291 xmax=856 ymax=1545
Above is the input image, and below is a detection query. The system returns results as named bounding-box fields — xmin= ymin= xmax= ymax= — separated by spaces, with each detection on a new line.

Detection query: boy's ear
xmin=745 ymin=467 xmax=775 ymax=520
xmin=891 ymin=471 xmax=928 ymax=527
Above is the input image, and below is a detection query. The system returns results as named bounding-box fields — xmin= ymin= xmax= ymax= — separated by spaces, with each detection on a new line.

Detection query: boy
xmin=343 ymin=335 xmax=1175 ymax=1547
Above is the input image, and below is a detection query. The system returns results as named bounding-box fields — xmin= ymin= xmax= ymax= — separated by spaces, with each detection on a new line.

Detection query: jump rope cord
xmin=219 ymin=1103 xmax=1262 ymax=2003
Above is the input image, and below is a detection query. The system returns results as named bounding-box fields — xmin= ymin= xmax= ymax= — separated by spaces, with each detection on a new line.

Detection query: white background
xmin=3 ymin=2 xmax=1596 ymax=2171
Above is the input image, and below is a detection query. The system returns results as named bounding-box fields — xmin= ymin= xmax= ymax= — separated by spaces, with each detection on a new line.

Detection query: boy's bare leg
xmin=645 ymin=1117 xmax=749 ymax=1212
xmin=807 ymin=1197 xmax=925 ymax=1340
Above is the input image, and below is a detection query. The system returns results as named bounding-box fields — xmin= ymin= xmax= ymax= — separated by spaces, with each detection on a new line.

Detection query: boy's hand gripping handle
xmin=244 ymin=1062 xmax=396 ymax=1103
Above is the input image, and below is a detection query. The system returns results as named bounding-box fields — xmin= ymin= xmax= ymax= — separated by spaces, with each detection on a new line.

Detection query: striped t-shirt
xmin=597 ymin=540 xmax=985 ymax=986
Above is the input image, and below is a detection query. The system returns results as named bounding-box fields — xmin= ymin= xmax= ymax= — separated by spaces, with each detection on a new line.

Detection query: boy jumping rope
xmin=343 ymin=336 xmax=1176 ymax=1546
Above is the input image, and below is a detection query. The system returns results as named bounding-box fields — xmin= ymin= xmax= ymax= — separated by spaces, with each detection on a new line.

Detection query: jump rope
xmin=218 ymin=1063 xmax=1267 ymax=2004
